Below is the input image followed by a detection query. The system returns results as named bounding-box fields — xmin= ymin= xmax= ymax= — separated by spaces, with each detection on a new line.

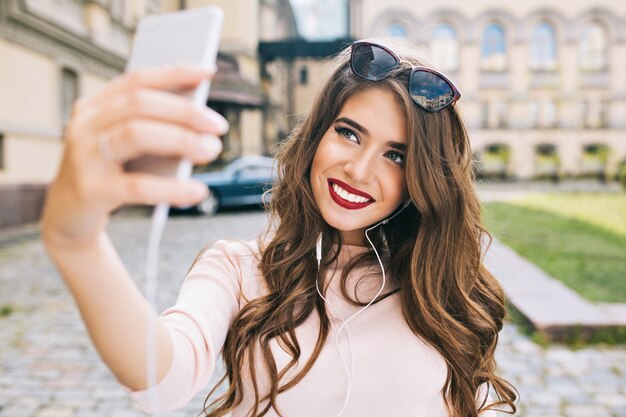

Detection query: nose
xmin=344 ymin=148 xmax=375 ymax=184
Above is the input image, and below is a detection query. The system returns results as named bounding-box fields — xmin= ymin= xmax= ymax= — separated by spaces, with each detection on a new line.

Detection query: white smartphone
xmin=123 ymin=6 xmax=224 ymax=178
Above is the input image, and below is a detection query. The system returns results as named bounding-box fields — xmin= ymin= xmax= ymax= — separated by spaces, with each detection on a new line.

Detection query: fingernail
xmin=191 ymin=183 xmax=208 ymax=199
xmin=198 ymin=135 xmax=223 ymax=158
xmin=203 ymin=111 xmax=230 ymax=134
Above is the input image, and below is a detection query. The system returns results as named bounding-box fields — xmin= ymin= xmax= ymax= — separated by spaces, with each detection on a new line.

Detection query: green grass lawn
xmin=482 ymin=193 xmax=626 ymax=303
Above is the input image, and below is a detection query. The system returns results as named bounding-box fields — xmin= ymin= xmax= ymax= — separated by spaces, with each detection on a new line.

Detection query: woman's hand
xmin=41 ymin=65 xmax=228 ymax=248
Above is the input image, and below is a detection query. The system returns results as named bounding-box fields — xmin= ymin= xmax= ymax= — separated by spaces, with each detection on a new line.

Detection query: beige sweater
xmin=128 ymin=239 xmax=496 ymax=417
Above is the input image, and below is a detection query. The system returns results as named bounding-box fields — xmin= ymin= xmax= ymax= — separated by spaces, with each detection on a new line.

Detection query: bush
xmin=618 ymin=159 xmax=626 ymax=190
xmin=482 ymin=144 xmax=511 ymax=179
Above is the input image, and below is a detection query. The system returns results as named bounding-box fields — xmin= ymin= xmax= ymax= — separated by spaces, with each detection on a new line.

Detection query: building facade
xmin=0 ymin=0 xmax=297 ymax=227
xmin=0 ymin=0 xmax=161 ymax=227
xmin=0 ymin=0 xmax=158 ymax=185
xmin=293 ymin=0 xmax=626 ymax=179
xmin=161 ymin=0 xmax=298 ymax=161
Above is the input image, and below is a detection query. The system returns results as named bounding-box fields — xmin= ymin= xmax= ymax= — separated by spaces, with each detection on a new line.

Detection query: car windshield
xmin=192 ymin=157 xmax=274 ymax=175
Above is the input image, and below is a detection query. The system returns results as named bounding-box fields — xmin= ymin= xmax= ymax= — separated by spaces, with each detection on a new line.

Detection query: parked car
xmin=191 ymin=156 xmax=277 ymax=215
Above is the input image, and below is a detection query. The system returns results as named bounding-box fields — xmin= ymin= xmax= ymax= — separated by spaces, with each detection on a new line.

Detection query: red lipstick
xmin=327 ymin=178 xmax=375 ymax=210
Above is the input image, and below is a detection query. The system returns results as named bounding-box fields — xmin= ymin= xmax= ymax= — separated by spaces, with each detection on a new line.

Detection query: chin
xmin=323 ymin=211 xmax=373 ymax=234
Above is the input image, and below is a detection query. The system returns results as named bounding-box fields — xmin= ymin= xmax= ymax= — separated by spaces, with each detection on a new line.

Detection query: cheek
xmin=383 ymin=170 xmax=407 ymax=201
xmin=310 ymin=147 xmax=324 ymax=182
xmin=311 ymin=135 xmax=338 ymax=175
xmin=310 ymin=137 xmax=331 ymax=190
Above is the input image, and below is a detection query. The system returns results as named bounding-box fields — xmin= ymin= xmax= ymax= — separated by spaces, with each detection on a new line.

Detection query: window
xmin=481 ymin=24 xmax=507 ymax=71
xmin=385 ymin=22 xmax=408 ymax=38
xmin=299 ymin=67 xmax=308 ymax=85
xmin=483 ymin=99 xmax=508 ymax=128
xmin=530 ymin=22 xmax=557 ymax=71
xmin=580 ymin=22 xmax=607 ymax=72
xmin=542 ymin=99 xmax=558 ymax=128
xmin=496 ymin=100 xmax=508 ymax=128
xmin=580 ymin=97 xmax=605 ymax=128
xmin=236 ymin=165 xmax=273 ymax=180
xmin=531 ymin=99 xmax=558 ymax=128
xmin=61 ymin=68 xmax=79 ymax=127
xmin=528 ymin=101 xmax=539 ymax=128
xmin=0 ymin=134 xmax=4 ymax=171
xmin=430 ymin=24 xmax=459 ymax=72
xmin=481 ymin=101 xmax=489 ymax=128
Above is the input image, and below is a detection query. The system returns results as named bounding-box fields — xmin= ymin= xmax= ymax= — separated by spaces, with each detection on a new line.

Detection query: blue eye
xmin=385 ymin=150 xmax=405 ymax=166
xmin=334 ymin=126 xmax=359 ymax=144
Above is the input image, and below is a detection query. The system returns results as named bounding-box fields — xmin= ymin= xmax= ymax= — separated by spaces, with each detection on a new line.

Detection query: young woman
xmin=42 ymin=38 xmax=517 ymax=417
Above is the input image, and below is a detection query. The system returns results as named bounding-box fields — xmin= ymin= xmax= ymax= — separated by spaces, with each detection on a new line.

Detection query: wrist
xmin=40 ymin=222 xmax=105 ymax=253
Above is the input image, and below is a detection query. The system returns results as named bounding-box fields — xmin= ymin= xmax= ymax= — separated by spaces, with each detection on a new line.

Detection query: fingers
xmin=79 ymin=65 xmax=214 ymax=110
xmin=117 ymin=175 xmax=208 ymax=207
xmin=115 ymin=65 xmax=215 ymax=94
xmin=72 ymin=65 xmax=229 ymax=141
xmin=57 ymin=65 xmax=227 ymax=212
xmin=106 ymin=119 xmax=223 ymax=164
xmin=88 ymin=88 xmax=229 ymax=137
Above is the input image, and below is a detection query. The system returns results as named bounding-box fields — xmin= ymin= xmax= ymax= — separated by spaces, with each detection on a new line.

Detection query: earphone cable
xmin=145 ymin=202 xmax=170 ymax=417
xmin=316 ymin=201 xmax=410 ymax=417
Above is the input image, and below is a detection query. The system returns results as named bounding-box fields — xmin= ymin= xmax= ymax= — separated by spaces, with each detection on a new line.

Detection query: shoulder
xmin=194 ymin=239 xmax=260 ymax=273
xmin=202 ymin=239 xmax=260 ymax=258
xmin=190 ymin=239 xmax=265 ymax=302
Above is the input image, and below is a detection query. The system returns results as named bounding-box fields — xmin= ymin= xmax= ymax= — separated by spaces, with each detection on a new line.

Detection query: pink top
xmin=127 ymin=240 xmax=496 ymax=416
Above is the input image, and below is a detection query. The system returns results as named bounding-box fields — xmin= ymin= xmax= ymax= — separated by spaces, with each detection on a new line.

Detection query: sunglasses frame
xmin=350 ymin=41 xmax=461 ymax=112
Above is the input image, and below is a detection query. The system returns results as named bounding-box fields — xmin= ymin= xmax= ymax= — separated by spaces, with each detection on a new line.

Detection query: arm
xmin=41 ymin=65 xmax=228 ymax=391
xmin=44 ymin=231 xmax=173 ymax=390
xmin=127 ymin=239 xmax=249 ymax=412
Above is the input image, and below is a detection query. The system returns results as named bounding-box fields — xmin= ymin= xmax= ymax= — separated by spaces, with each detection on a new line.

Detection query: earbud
xmin=316 ymin=233 xmax=323 ymax=267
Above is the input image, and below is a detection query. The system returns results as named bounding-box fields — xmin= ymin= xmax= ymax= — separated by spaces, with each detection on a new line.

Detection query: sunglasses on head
xmin=350 ymin=41 xmax=461 ymax=113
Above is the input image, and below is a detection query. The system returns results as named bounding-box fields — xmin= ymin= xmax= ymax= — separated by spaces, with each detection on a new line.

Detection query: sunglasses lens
xmin=409 ymin=70 xmax=456 ymax=111
xmin=352 ymin=44 xmax=398 ymax=81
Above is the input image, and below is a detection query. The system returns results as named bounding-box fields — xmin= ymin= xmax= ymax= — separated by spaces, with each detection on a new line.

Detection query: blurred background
xmin=0 ymin=1 xmax=625 ymax=417
xmin=1 ymin=0 xmax=625 ymax=227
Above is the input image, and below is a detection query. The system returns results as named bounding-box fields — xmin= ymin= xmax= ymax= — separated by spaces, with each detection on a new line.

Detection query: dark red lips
xmin=327 ymin=178 xmax=375 ymax=210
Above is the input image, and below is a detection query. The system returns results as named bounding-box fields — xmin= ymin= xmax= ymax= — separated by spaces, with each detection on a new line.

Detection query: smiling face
xmin=310 ymin=87 xmax=408 ymax=245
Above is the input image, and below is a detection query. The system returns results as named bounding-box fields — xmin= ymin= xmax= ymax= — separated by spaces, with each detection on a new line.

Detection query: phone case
xmin=123 ymin=6 xmax=224 ymax=178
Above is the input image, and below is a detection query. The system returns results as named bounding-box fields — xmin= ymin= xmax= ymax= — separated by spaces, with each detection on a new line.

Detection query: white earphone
xmin=315 ymin=200 xmax=411 ymax=417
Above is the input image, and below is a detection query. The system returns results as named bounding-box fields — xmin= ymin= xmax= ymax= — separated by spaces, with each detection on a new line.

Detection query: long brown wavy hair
xmin=202 ymin=38 xmax=518 ymax=417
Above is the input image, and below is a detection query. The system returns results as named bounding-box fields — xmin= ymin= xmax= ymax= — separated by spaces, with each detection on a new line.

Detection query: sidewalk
xmin=484 ymin=238 xmax=626 ymax=339
xmin=0 ymin=223 xmax=40 ymax=249
xmin=0 ymin=212 xmax=625 ymax=417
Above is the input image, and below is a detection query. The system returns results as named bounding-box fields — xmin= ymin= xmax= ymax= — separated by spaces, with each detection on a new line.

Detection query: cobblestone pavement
xmin=1 ymin=210 xmax=625 ymax=417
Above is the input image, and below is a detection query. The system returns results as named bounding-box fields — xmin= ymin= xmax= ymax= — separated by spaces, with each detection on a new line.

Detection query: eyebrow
xmin=335 ymin=116 xmax=407 ymax=151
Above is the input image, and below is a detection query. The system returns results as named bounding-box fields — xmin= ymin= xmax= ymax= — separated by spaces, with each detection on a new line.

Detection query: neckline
xmin=330 ymin=243 xmax=371 ymax=268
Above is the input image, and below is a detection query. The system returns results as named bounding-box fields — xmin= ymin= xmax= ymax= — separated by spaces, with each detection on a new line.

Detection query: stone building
xmin=292 ymin=0 xmax=626 ymax=179
xmin=0 ymin=0 xmax=161 ymax=227
xmin=0 ymin=0 xmax=297 ymax=228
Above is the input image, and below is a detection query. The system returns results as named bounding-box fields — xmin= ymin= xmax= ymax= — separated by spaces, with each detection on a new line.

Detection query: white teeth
xmin=332 ymin=183 xmax=370 ymax=204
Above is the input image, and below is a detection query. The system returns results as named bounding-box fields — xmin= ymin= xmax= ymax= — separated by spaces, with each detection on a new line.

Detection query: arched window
xmin=580 ymin=22 xmax=607 ymax=71
xmin=530 ymin=22 xmax=557 ymax=71
xmin=385 ymin=22 xmax=408 ymax=38
xmin=0 ymin=134 xmax=4 ymax=171
xmin=481 ymin=23 xmax=507 ymax=71
xmin=430 ymin=24 xmax=459 ymax=72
